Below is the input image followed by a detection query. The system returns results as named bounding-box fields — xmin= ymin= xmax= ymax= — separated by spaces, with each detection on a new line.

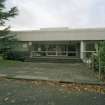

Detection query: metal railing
xmin=30 ymin=51 xmax=80 ymax=57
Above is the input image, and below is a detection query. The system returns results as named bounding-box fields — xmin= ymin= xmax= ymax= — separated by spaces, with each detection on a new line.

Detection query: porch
xmin=26 ymin=41 xmax=97 ymax=63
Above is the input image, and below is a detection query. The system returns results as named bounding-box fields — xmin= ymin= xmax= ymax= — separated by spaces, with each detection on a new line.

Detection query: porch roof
xmin=15 ymin=27 xmax=105 ymax=41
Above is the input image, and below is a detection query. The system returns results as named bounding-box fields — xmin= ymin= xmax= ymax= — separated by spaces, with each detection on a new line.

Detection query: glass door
xmin=57 ymin=45 xmax=67 ymax=56
xmin=47 ymin=45 xmax=56 ymax=56
xmin=68 ymin=44 xmax=76 ymax=56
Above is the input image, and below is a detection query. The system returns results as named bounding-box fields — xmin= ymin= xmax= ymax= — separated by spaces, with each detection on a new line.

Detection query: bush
xmin=3 ymin=51 xmax=29 ymax=61
xmin=93 ymin=55 xmax=99 ymax=71
xmin=93 ymin=41 xmax=105 ymax=74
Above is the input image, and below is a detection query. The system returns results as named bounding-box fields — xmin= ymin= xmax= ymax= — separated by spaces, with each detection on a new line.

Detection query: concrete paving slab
xmin=0 ymin=62 xmax=104 ymax=84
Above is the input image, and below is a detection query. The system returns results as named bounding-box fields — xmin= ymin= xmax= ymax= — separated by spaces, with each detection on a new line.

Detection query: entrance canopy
xmin=15 ymin=28 xmax=105 ymax=41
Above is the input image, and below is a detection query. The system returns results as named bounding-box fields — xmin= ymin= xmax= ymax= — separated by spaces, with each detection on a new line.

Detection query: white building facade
xmin=15 ymin=28 xmax=105 ymax=62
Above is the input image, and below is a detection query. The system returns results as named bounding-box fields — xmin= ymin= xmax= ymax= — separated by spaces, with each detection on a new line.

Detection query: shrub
xmin=3 ymin=51 xmax=29 ymax=61
xmin=94 ymin=41 xmax=105 ymax=74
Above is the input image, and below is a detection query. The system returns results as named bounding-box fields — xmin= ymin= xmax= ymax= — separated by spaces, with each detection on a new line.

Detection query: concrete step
xmin=25 ymin=57 xmax=82 ymax=63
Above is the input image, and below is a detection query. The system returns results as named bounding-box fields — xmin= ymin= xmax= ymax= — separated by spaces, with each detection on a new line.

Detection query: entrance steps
xmin=25 ymin=57 xmax=82 ymax=63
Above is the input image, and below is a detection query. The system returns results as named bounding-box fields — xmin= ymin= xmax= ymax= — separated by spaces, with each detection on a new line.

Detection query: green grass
xmin=0 ymin=56 xmax=24 ymax=67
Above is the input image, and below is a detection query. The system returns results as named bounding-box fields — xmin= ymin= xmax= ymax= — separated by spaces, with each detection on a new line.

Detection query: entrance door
xmin=68 ymin=44 xmax=76 ymax=56
xmin=57 ymin=45 xmax=67 ymax=56
xmin=47 ymin=45 xmax=56 ymax=56
xmin=68 ymin=43 xmax=80 ymax=57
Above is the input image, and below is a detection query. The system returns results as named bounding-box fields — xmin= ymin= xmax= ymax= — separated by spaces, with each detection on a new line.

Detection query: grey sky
xmin=6 ymin=0 xmax=105 ymax=30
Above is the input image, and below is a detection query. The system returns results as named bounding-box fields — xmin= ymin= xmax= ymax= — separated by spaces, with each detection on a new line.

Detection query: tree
xmin=0 ymin=0 xmax=18 ymax=53
xmin=99 ymin=41 xmax=105 ymax=73
xmin=93 ymin=41 xmax=105 ymax=80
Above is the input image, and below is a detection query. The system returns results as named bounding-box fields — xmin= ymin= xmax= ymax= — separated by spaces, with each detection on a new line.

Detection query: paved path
xmin=0 ymin=79 xmax=105 ymax=105
xmin=0 ymin=62 xmax=102 ymax=84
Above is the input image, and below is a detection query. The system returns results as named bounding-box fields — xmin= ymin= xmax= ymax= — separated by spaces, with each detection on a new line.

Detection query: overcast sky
xmin=6 ymin=0 xmax=105 ymax=30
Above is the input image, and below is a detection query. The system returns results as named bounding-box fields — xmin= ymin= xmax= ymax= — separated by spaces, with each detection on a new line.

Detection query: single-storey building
xmin=15 ymin=27 xmax=105 ymax=62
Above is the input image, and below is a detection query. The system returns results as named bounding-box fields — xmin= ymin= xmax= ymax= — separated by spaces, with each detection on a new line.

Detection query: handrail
xmin=30 ymin=51 xmax=97 ymax=58
xmin=31 ymin=51 xmax=79 ymax=53
xmin=31 ymin=51 xmax=97 ymax=53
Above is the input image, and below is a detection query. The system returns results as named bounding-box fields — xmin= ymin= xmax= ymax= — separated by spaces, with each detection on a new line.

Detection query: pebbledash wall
xmin=14 ymin=27 xmax=105 ymax=62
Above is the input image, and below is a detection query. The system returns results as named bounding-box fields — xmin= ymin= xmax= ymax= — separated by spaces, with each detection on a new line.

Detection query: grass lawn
xmin=0 ymin=56 xmax=24 ymax=67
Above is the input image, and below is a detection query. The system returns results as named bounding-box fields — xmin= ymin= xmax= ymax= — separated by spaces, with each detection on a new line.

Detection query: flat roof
xmin=15 ymin=27 xmax=105 ymax=41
